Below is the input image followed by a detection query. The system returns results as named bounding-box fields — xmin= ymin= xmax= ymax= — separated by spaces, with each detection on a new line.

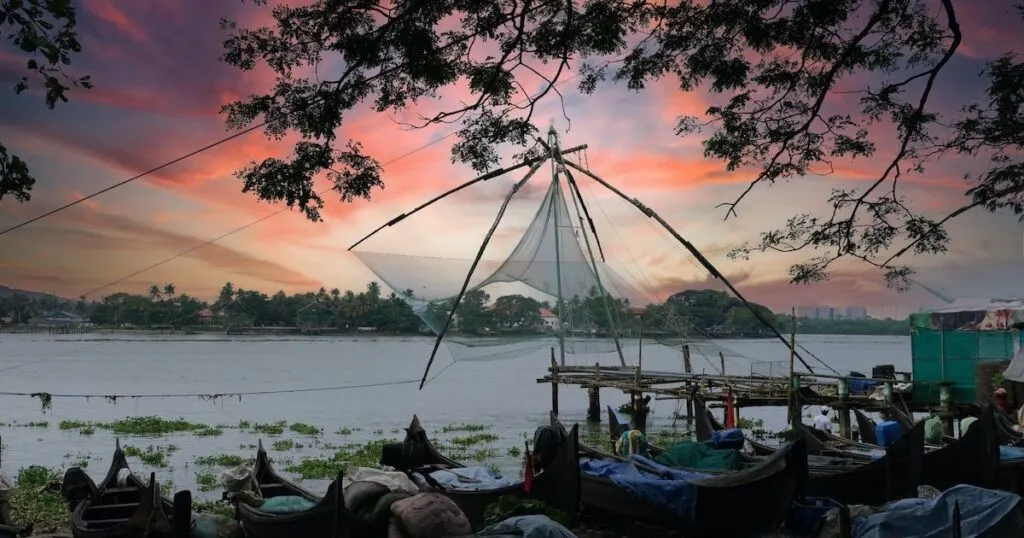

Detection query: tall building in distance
xmin=843 ymin=306 xmax=869 ymax=320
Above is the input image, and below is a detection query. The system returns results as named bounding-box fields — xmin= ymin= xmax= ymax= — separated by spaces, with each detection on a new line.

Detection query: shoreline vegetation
xmin=1 ymin=283 xmax=909 ymax=337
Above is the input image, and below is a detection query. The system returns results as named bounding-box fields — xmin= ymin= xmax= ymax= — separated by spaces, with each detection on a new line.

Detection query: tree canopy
xmin=221 ymin=0 xmax=1024 ymax=289
xmin=1 ymin=0 xmax=91 ymax=203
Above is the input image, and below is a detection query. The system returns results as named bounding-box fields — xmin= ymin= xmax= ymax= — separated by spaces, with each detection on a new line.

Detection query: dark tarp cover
xmin=579 ymin=456 xmax=712 ymax=522
xmin=852 ymin=485 xmax=1024 ymax=538
xmin=653 ymin=440 xmax=744 ymax=471
xmin=471 ymin=515 xmax=577 ymax=538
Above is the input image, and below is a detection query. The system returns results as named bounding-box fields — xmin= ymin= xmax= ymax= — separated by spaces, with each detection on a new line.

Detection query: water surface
xmin=0 ymin=333 xmax=910 ymax=496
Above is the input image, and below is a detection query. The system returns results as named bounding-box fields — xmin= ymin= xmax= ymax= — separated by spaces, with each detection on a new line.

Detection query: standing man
xmin=813 ymin=406 xmax=832 ymax=433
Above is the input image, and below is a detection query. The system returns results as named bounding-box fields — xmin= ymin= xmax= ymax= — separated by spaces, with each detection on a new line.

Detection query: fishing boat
xmin=919 ymin=405 xmax=1001 ymax=492
xmin=62 ymin=439 xmax=184 ymax=538
xmin=553 ymin=413 xmax=807 ymax=536
xmin=801 ymin=420 xmax=925 ymax=506
xmin=234 ymin=440 xmax=347 ymax=538
xmin=853 ymin=408 xmax=879 ymax=445
xmin=607 ymin=399 xmax=923 ymax=507
xmin=379 ymin=415 xmax=580 ymax=530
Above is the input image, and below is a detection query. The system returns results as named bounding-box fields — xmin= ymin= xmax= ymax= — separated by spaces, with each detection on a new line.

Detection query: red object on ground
xmin=523 ymin=448 xmax=534 ymax=493
xmin=725 ymin=389 xmax=736 ymax=428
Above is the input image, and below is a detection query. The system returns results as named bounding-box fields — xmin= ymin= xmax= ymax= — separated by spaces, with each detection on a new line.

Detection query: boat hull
xmin=380 ymin=415 xmax=581 ymax=530
xmin=566 ymin=413 xmax=806 ymax=537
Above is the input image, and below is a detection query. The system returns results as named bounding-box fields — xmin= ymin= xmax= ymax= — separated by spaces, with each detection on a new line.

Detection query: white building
xmin=539 ymin=308 xmax=560 ymax=331
xmin=844 ymin=306 xmax=869 ymax=319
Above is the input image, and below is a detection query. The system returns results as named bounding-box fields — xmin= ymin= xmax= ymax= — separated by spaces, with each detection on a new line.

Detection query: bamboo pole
xmin=417 ymin=159 xmax=548 ymax=389
xmin=788 ymin=307 xmax=797 ymax=426
xmin=549 ymin=131 xmax=567 ymax=368
xmin=563 ymin=167 xmax=626 ymax=367
xmin=348 ymin=145 xmax=585 ymax=251
xmin=561 ymin=158 xmax=823 ymax=374
xmin=564 ymin=167 xmax=607 ymax=260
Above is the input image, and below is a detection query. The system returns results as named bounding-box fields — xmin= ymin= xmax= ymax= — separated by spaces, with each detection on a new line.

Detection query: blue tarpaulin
xmin=1001 ymin=446 xmax=1024 ymax=461
xmin=853 ymin=485 xmax=1024 ymax=538
xmin=579 ymin=457 xmax=712 ymax=522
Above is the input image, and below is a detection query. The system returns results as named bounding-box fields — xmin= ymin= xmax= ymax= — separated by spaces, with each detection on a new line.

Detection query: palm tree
xmin=148 ymin=285 xmax=162 ymax=302
xmin=163 ymin=283 xmax=176 ymax=301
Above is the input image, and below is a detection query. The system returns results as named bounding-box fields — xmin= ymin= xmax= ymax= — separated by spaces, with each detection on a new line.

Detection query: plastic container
xmin=785 ymin=497 xmax=843 ymax=535
xmin=711 ymin=428 xmax=744 ymax=450
xmin=873 ymin=364 xmax=896 ymax=379
xmin=876 ymin=420 xmax=902 ymax=447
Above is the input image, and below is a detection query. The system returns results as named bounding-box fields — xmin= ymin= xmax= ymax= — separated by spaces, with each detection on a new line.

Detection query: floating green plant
xmin=193 ymin=500 xmax=234 ymax=517
xmin=272 ymin=439 xmax=303 ymax=451
xmin=195 ymin=472 xmax=219 ymax=492
xmin=449 ymin=433 xmax=499 ymax=447
xmin=9 ymin=466 xmax=66 ymax=534
xmin=250 ymin=421 xmax=286 ymax=435
xmin=285 ymin=438 xmax=396 ymax=480
xmin=59 ymin=420 xmax=92 ymax=430
xmin=103 ymin=416 xmax=209 ymax=435
xmin=442 ymin=423 xmax=488 ymax=433
xmin=194 ymin=427 xmax=224 ymax=437
xmin=15 ymin=421 xmax=49 ymax=428
xmin=289 ymin=422 xmax=321 ymax=436
xmin=123 ymin=444 xmax=177 ymax=468
xmin=194 ymin=454 xmax=249 ymax=467
xmin=335 ymin=427 xmax=358 ymax=435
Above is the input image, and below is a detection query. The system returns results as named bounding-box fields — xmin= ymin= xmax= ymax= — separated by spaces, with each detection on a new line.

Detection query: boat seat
xmin=85 ymin=517 xmax=131 ymax=529
xmin=258 ymin=483 xmax=290 ymax=497
xmin=86 ymin=502 xmax=138 ymax=511
xmin=102 ymin=486 xmax=139 ymax=495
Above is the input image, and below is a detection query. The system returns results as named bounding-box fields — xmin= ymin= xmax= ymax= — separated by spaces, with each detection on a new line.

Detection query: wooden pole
xmin=173 ymin=490 xmax=192 ymax=538
xmin=550 ymin=349 xmax=559 ymax=417
xmin=587 ymin=362 xmax=601 ymax=423
xmin=788 ymin=307 xmax=797 ymax=425
xmin=683 ymin=345 xmax=694 ymax=418
xmin=719 ymin=351 xmax=726 ymax=376
xmin=562 ymin=158 xmax=824 ymax=373
xmin=418 ymin=159 xmax=547 ymax=389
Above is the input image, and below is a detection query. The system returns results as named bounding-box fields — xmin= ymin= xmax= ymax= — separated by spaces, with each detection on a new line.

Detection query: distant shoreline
xmin=0 ymin=325 xmax=910 ymax=338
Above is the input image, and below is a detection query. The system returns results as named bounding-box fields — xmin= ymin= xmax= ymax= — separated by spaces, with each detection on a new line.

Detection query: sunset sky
xmin=1 ymin=1 xmax=1023 ymax=318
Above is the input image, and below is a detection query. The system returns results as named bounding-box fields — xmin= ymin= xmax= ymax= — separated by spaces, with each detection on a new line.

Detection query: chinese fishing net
xmin=350 ymin=153 xmax=749 ymax=371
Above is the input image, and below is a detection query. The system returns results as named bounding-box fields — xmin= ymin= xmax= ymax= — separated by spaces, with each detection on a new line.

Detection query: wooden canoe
xmin=801 ymin=420 xmax=924 ymax=506
xmin=235 ymin=440 xmax=348 ymax=538
xmin=559 ymin=413 xmax=807 ymax=536
xmin=379 ymin=415 xmax=580 ymax=530
xmin=919 ymin=405 xmax=1001 ymax=492
xmin=63 ymin=439 xmax=183 ymax=538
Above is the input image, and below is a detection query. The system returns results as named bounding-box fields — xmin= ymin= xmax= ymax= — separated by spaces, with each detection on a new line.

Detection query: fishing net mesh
xmin=351 ymin=156 xmax=747 ymax=369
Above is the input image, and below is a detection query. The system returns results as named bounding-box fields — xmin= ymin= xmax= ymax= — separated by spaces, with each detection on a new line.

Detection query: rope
xmin=0 ymin=350 xmax=455 ymax=402
xmin=0 ymin=379 xmax=421 ymax=400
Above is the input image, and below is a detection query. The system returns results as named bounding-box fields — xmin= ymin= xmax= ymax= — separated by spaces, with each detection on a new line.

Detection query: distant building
xmin=844 ymin=306 xmax=869 ymax=320
xmin=538 ymin=308 xmax=560 ymax=331
xmin=29 ymin=310 xmax=85 ymax=328
xmin=795 ymin=306 xmax=836 ymax=320
xmin=198 ymin=309 xmax=214 ymax=324
xmin=796 ymin=306 xmax=818 ymax=319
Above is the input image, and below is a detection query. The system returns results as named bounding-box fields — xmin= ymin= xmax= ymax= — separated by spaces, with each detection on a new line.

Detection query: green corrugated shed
xmin=910 ymin=299 xmax=1024 ymax=405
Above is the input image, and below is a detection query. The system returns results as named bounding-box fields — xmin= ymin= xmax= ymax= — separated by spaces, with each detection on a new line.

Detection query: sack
xmin=219 ymin=466 xmax=255 ymax=494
